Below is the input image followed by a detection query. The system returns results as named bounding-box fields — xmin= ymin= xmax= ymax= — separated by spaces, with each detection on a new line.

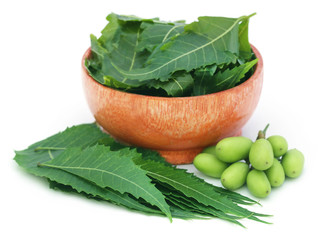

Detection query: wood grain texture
xmin=82 ymin=45 xmax=263 ymax=164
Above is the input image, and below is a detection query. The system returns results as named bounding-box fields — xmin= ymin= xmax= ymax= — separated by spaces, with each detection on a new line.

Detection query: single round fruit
xmin=215 ymin=136 xmax=253 ymax=163
xmin=281 ymin=149 xmax=304 ymax=178
xmin=267 ymin=135 xmax=288 ymax=157
xmin=221 ymin=162 xmax=249 ymax=190
xmin=202 ymin=145 xmax=216 ymax=156
xmin=249 ymin=139 xmax=274 ymax=170
xmin=193 ymin=153 xmax=229 ymax=178
xmin=246 ymin=169 xmax=271 ymax=198
xmin=265 ymin=158 xmax=285 ymax=187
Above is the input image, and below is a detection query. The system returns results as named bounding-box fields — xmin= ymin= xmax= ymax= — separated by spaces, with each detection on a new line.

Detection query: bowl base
xmin=157 ymin=129 xmax=242 ymax=165
xmin=158 ymin=148 xmax=204 ymax=165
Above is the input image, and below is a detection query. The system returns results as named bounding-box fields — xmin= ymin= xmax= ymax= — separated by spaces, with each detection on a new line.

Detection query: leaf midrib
xmin=162 ymin=25 xmax=184 ymax=43
xmin=171 ymin=77 xmax=183 ymax=94
xmin=122 ymin=28 xmax=141 ymax=83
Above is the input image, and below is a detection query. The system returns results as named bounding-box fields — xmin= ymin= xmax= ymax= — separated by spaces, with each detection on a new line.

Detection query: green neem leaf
xmin=96 ymin=133 xmax=171 ymax=166
xmin=115 ymin=14 xmax=159 ymax=23
xmin=86 ymin=14 xmax=158 ymax=88
xmin=212 ymin=185 xmax=261 ymax=206
xmin=208 ymin=58 xmax=258 ymax=93
xmin=166 ymin=194 xmax=245 ymax=227
xmin=239 ymin=13 xmax=255 ymax=60
xmin=48 ymin=179 xmax=164 ymax=215
xmin=87 ymin=15 xmax=187 ymax=92
xmin=137 ymin=21 xmax=185 ymax=52
xmin=133 ymin=157 xmax=268 ymax=222
xmin=105 ymin=13 xmax=185 ymax=53
xmin=99 ymin=13 xmax=121 ymax=51
xmin=192 ymin=64 xmax=218 ymax=96
xmin=155 ymin=181 xmax=245 ymax=226
xmin=112 ymin=15 xmax=246 ymax=81
xmin=14 ymin=124 xmax=162 ymax=215
xmin=192 ymin=58 xmax=258 ymax=96
xmin=169 ymin=206 xmax=211 ymax=220
xmin=15 ymin=148 xmax=160 ymax=215
xmin=30 ymin=123 xmax=105 ymax=151
xmin=136 ymin=148 xmax=170 ymax=166
xmin=88 ymin=22 xmax=150 ymax=88
xmin=39 ymin=145 xmax=172 ymax=221
xmin=155 ymin=178 xmax=271 ymax=226
xmin=147 ymin=72 xmax=194 ymax=97
xmin=98 ymin=13 xmax=160 ymax=51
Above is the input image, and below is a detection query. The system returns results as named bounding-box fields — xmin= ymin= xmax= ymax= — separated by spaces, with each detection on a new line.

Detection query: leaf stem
xmin=262 ymin=123 xmax=270 ymax=136
xmin=246 ymin=12 xmax=257 ymax=19
xmin=238 ymin=12 xmax=256 ymax=23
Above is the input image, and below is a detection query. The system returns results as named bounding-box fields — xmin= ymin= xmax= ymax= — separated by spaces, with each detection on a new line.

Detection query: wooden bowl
xmin=82 ymin=45 xmax=263 ymax=164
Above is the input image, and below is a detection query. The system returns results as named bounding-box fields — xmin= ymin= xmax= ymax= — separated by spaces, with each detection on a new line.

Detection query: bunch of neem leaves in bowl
xmin=85 ymin=13 xmax=258 ymax=97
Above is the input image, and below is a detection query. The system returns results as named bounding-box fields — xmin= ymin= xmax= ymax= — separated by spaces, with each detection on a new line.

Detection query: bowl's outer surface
xmin=82 ymin=45 xmax=263 ymax=164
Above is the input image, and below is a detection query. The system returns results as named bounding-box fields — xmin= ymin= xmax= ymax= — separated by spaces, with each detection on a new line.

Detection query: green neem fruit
xmin=267 ymin=135 xmax=288 ymax=157
xmin=193 ymin=153 xmax=229 ymax=178
xmin=249 ymin=139 xmax=274 ymax=170
xmin=221 ymin=162 xmax=249 ymax=190
xmin=247 ymin=170 xmax=271 ymax=198
xmin=215 ymin=136 xmax=253 ymax=163
xmin=202 ymin=145 xmax=216 ymax=156
xmin=282 ymin=149 xmax=304 ymax=178
xmin=265 ymin=158 xmax=285 ymax=187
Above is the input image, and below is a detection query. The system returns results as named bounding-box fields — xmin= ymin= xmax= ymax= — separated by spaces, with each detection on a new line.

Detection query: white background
xmin=1 ymin=0 xmax=317 ymax=239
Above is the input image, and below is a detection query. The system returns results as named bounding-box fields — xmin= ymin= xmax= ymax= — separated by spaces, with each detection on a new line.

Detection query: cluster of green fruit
xmin=193 ymin=125 xmax=304 ymax=198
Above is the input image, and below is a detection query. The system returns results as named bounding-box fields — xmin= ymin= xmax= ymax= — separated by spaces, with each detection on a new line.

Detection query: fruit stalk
xmin=257 ymin=123 xmax=270 ymax=140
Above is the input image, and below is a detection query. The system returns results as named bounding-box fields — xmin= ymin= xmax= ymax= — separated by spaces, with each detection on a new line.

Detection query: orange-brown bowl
xmin=82 ymin=45 xmax=263 ymax=164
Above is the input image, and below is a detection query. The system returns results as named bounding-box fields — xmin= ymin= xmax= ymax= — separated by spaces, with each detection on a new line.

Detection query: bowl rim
xmin=82 ymin=44 xmax=263 ymax=100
